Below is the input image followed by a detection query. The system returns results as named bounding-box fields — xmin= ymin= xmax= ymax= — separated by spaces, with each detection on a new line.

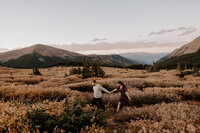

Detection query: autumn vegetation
xmin=0 ymin=66 xmax=200 ymax=132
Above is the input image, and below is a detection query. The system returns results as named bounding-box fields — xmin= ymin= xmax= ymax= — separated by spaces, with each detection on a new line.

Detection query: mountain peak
xmin=31 ymin=44 xmax=46 ymax=48
xmin=0 ymin=44 xmax=82 ymax=64
xmin=0 ymin=44 xmax=134 ymax=68
xmin=168 ymin=36 xmax=200 ymax=57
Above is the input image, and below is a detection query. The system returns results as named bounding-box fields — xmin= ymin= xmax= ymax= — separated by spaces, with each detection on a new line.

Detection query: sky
xmin=0 ymin=0 xmax=200 ymax=53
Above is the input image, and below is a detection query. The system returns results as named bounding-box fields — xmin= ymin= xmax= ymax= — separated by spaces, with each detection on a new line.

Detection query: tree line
xmin=69 ymin=58 xmax=105 ymax=78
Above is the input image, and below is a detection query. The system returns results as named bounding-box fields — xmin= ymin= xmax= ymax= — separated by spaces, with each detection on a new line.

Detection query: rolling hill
xmin=0 ymin=44 xmax=134 ymax=68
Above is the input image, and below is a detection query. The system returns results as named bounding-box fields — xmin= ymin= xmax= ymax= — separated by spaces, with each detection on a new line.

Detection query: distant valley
xmin=120 ymin=52 xmax=168 ymax=64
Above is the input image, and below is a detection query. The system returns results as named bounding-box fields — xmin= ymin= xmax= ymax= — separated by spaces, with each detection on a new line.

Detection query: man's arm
xmin=99 ymin=85 xmax=110 ymax=93
xmin=111 ymin=89 xmax=117 ymax=93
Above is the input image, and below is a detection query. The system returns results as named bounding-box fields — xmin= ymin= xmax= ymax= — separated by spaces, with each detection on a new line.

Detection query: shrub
xmin=69 ymin=67 xmax=82 ymax=75
xmin=23 ymin=108 xmax=57 ymax=132
xmin=23 ymin=98 xmax=107 ymax=133
xmin=176 ymin=71 xmax=194 ymax=78
xmin=82 ymin=58 xmax=105 ymax=78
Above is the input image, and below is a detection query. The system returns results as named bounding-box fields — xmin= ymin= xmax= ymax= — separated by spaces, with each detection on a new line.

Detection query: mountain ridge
xmin=0 ymin=44 xmax=134 ymax=68
xmin=157 ymin=36 xmax=200 ymax=65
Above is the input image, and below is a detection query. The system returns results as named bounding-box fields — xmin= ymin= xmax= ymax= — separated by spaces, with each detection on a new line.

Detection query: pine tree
xmin=192 ymin=64 xmax=199 ymax=72
xmin=96 ymin=60 xmax=105 ymax=77
xmin=82 ymin=58 xmax=91 ymax=78
xmin=32 ymin=68 xmax=41 ymax=75
xmin=91 ymin=60 xmax=105 ymax=77
xmin=77 ymin=66 xmax=82 ymax=74
xmin=152 ymin=62 xmax=160 ymax=72
xmin=177 ymin=62 xmax=182 ymax=71
xmin=184 ymin=64 xmax=187 ymax=70
xmin=91 ymin=60 xmax=98 ymax=76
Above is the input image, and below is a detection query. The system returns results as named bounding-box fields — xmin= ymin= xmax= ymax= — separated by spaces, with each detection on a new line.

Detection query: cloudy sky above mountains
xmin=0 ymin=0 xmax=200 ymax=54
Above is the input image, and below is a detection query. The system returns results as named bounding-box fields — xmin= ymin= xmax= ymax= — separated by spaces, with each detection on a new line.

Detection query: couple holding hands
xmin=91 ymin=80 xmax=130 ymax=112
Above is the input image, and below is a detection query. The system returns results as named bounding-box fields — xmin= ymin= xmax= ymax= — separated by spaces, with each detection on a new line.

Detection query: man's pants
xmin=92 ymin=98 xmax=105 ymax=110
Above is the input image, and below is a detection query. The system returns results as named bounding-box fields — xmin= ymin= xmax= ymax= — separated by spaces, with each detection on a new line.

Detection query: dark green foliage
xmin=68 ymin=84 xmax=93 ymax=92
xmin=82 ymin=58 xmax=92 ymax=78
xmin=192 ymin=66 xmax=200 ymax=77
xmin=69 ymin=59 xmax=105 ymax=78
xmin=23 ymin=99 xmax=107 ymax=133
xmin=157 ymin=49 xmax=200 ymax=70
xmin=177 ymin=62 xmax=184 ymax=71
xmin=58 ymin=99 xmax=107 ymax=132
xmin=127 ymin=64 xmax=149 ymax=70
xmin=193 ymin=71 xmax=200 ymax=77
xmin=23 ymin=108 xmax=57 ymax=132
xmin=64 ymin=73 xmax=68 ymax=77
xmin=146 ymin=62 xmax=160 ymax=72
xmin=69 ymin=66 xmax=82 ymax=75
xmin=184 ymin=64 xmax=188 ymax=70
xmin=176 ymin=71 xmax=196 ymax=78
xmin=82 ymin=58 xmax=105 ymax=78
xmin=32 ymin=68 xmax=41 ymax=75
xmin=91 ymin=60 xmax=105 ymax=77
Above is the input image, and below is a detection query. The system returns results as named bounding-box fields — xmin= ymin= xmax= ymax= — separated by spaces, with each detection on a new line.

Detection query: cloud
xmin=53 ymin=41 xmax=183 ymax=52
xmin=148 ymin=29 xmax=176 ymax=36
xmin=178 ymin=27 xmax=196 ymax=36
xmin=148 ymin=26 xmax=196 ymax=36
xmin=0 ymin=48 xmax=9 ymax=52
xmin=93 ymin=38 xmax=108 ymax=42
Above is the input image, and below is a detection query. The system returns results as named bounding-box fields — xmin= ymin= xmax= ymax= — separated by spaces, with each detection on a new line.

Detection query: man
xmin=91 ymin=80 xmax=110 ymax=110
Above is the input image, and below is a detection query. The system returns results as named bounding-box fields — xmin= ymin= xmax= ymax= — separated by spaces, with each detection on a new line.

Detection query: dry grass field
xmin=0 ymin=66 xmax=200 ymax=133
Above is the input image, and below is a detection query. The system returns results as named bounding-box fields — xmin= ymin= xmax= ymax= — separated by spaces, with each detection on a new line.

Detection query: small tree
xmin=70 ymin=67 xmax=77 ymax=75
xmin=177 ymin=62 xmax=183 ymax=71
xmin=184 ymin=64 xmax=187 ymax=70
xmin=192 ymin=64 xmax=199 ymax=72
xmin=77 ymin=66 xmax=82 ymax=74
xmin=82 ymin=58 xmax=92 ymax=78
xmin=152 ymin=62 xmax=160 ymax=72
xmin=69 ymin=67 xmax=82 ymax=75
xmin=146 ymin=62 xmax=160 ymax=72
xmin=91 ymin=60 xmax=105 ymax=77
xmin=32 ymin=68 xmax=41 ymax=75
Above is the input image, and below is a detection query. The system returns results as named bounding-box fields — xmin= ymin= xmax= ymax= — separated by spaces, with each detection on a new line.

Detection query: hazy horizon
xmin=0 ymin=0 xmax=200 ymax=54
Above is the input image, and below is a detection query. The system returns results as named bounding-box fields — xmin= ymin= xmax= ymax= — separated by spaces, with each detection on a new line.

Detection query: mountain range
xmin=1 ymin=36 xmax=200 ymax=68
xmin=120 ymin=52 xmax=168 ymax=64
xmin=0 ymin=44 xmax=134 ymax=68
xmin=158 ymin=36 xmax=200 ymax=65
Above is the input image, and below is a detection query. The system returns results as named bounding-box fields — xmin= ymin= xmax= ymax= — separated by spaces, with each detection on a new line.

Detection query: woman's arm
xmin=111 ymin=89 xmax=117 ymax=93
xmin=125 ymin=92 xmax=131 ymax=100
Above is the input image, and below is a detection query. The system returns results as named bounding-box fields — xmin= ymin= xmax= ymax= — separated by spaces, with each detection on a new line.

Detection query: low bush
xmin=23 ymin=98 xmax=107 ymax=133
xmin=0 ymin=86 xmax=68 ymax=102
xmin=125 ymin=102 xmax=200 ymax=132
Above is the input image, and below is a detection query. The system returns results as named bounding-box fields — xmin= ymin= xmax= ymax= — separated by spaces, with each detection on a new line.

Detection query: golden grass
xmin=0 ymin=66 xmax=199 ymax=132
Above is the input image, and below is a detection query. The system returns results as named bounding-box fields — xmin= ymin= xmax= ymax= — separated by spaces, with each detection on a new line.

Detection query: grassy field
xmin=0 ymin=66 xmax=200 ymax=132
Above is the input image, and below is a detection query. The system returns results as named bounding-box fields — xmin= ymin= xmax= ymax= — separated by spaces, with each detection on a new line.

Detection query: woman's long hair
xmin=118 ymin=81 xmax=126 ymax=88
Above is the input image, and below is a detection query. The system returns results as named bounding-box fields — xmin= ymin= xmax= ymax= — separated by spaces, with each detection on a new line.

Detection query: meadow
xmin=0 ymin=66 xmax=200 ymax=133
